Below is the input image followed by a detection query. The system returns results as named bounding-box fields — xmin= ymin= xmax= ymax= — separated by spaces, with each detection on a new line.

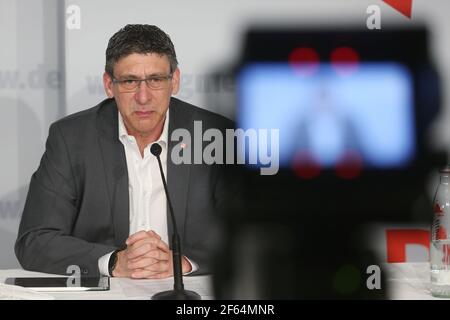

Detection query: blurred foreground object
xmin=213 ymin=26 xmax=447 ymax=299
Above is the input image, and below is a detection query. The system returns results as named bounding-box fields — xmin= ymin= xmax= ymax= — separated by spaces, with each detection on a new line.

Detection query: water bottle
xmin=430 ymin=166 xmax=450 ymax=297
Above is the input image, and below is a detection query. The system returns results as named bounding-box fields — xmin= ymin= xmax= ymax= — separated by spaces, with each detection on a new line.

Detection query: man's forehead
xmin=113 ymin=52 xmax=171 ymax=74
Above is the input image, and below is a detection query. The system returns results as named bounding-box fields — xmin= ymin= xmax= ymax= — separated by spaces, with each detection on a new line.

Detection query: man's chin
xmin=133 ymin=122 xmax=162 ymax=136
xmin=136 ymin=126 xmax=157 ymax=135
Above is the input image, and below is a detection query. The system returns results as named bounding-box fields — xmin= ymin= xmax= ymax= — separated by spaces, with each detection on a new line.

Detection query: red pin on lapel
xmin=383 ymin=0 xmax=413 ymax=19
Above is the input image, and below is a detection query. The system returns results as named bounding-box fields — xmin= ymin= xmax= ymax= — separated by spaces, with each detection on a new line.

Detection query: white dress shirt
xmin=98 ymin=109 xmax=197 ymax=276
xmin=120 ymin=110 xmax=169 ymax=243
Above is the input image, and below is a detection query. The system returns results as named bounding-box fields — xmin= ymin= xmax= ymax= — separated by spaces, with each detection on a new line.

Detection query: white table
xmin=1 ymin=264 xmax=447 ymax=300
xmin=383 ymin=262 xmax=450 ymax=300
xmin=0 ymin=269 xmax=213 ymax=300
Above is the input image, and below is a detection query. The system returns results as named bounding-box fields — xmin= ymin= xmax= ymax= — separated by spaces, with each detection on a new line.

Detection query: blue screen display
xmin=237 ymin=63 xmax=415 ymax=169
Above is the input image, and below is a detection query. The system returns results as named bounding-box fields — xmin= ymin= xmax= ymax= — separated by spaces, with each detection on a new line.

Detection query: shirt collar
xmin=118 ymin=108 xmax=169 ymax=147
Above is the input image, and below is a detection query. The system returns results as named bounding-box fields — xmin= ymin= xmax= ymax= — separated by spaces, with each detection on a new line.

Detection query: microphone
xmin=150 ymin=142 xmax=201 ymax=300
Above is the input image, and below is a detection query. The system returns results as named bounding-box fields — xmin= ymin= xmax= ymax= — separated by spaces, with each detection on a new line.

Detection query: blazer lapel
xmin=96 ymin=99 xmax=130 ymax=247
xmin=167 ymin=98 xmax=192 ymax=248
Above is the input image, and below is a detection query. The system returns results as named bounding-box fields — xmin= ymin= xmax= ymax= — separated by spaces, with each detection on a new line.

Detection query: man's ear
xmin=103 ymin=72 xmax=114 ymax=98
xmin=171 ymin=68 xmax=180 ymax=95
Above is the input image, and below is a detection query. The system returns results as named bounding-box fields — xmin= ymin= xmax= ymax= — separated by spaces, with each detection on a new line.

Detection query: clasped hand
xmin=112 ymin=230 xmax=192 ymax=279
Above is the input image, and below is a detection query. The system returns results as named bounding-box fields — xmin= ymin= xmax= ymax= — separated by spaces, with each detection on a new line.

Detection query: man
xmin=15 ymin=24 xmax=233 ymax=279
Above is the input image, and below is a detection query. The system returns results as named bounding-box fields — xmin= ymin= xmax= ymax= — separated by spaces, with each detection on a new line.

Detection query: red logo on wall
xmin=386 ymin=229 xmax=429 ymax=263
xmin=383 ymin=0 xmax=413 ymax=19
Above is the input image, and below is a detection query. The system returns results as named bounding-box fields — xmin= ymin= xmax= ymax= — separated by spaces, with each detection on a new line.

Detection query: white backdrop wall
xmin=1 ymin=0 xmax=449 ymax=268
xmin=0 ymin=0 xmax=63 ymax=268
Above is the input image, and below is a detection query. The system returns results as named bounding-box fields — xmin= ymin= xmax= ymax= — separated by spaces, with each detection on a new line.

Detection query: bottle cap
xmin=439 ymin=165 xmax=450 ymax=173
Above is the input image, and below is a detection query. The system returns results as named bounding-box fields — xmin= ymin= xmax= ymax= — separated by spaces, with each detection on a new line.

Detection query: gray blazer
xmin=15 ymin=97 xmax=234 ymax=277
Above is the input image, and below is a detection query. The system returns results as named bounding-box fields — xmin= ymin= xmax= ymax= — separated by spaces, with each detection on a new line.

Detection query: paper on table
xmin=0 ymin=283 xmax=55 ymax=300
xmin=118 ymin=275 xmax=214 ymax=299
xmin=383 ymin=263 xmax=438 ymax=299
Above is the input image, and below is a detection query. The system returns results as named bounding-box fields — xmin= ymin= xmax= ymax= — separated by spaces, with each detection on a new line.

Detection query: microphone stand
xmin=150 ymin=143 xmax=201 ymax=300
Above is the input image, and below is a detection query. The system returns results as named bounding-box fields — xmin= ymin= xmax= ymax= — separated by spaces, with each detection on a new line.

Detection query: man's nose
xmin=134 ymin=81 xmax=152 ymax=104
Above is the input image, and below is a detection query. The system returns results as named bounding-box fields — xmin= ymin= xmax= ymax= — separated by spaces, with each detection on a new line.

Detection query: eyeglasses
xmin=112 ymin=74 xmax=173 ymax=92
